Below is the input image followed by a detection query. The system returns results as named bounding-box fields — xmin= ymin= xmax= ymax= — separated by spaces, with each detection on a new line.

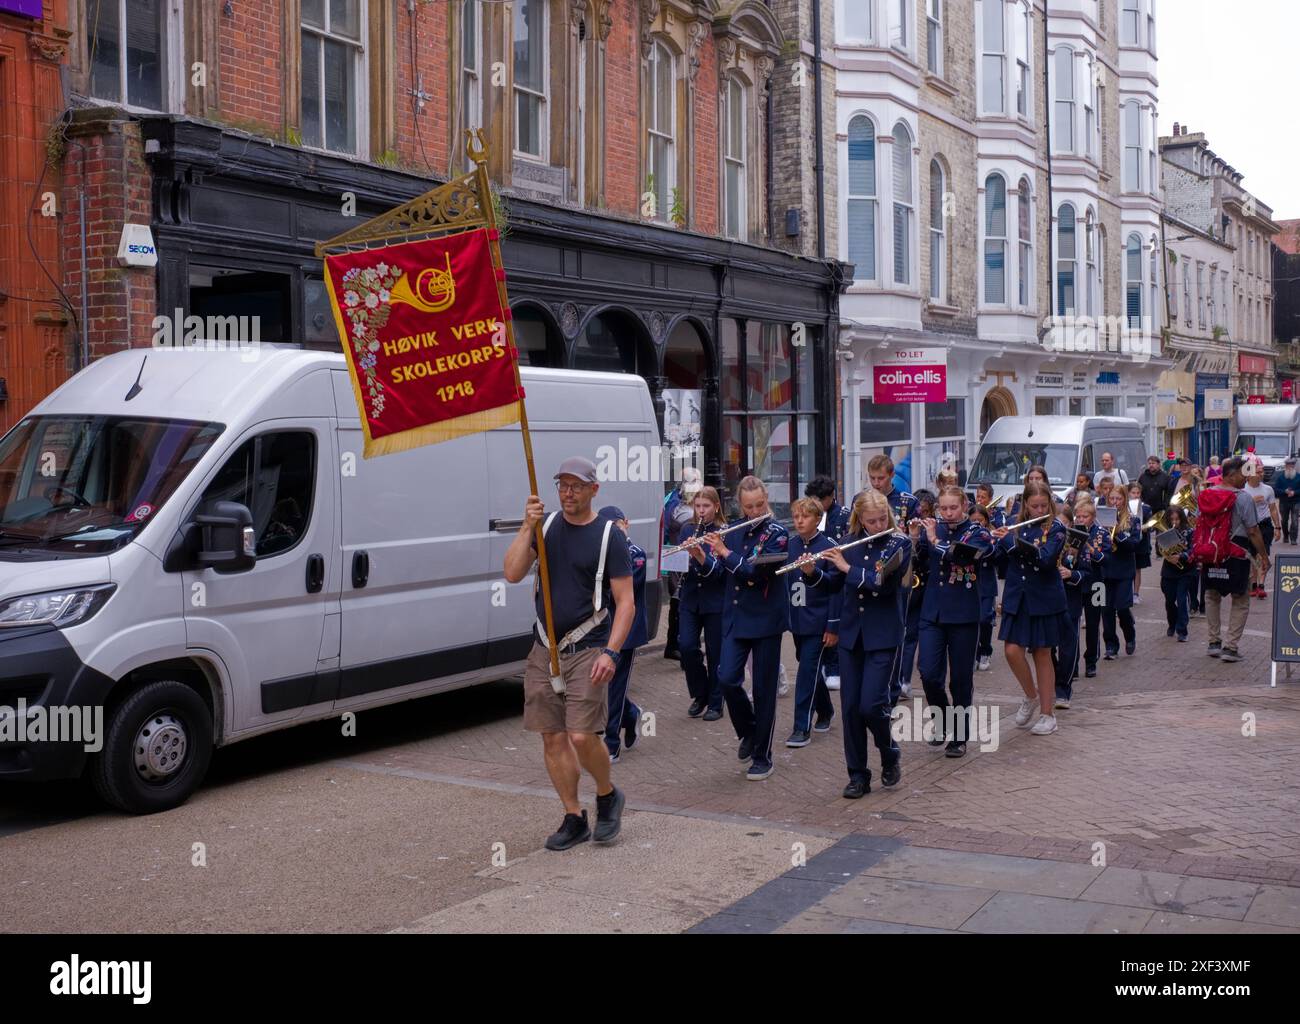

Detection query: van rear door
xmin=331 ymin=371 xmax=490 ymax=709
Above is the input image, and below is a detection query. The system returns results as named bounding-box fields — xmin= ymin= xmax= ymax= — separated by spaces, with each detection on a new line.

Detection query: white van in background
xmin=967 ymin=416 xmax=1147 ymax=504
xmin=0 ymin=348 xmax=661 ymax=813
xmin=1233 ymin=404 xmax=1300 ymax=481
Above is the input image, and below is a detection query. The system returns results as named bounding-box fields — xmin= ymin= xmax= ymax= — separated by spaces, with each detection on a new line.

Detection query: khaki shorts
xmin=522 ymin=642 xmax=608 ymax=734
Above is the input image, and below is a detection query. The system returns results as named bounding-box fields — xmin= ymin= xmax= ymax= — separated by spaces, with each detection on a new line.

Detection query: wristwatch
xmin=600 ymin=647 xmax=621 ymax=662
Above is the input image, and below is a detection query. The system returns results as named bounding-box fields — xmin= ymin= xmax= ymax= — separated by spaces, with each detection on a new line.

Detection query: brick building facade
xmin=3 ymin=0 xmax=848 ymax=513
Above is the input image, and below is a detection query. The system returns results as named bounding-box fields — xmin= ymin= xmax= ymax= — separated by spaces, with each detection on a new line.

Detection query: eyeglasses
xmin=555 ymin=481 xmax=592 ymax=494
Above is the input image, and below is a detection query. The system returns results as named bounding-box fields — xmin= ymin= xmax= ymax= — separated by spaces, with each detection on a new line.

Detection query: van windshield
xmin=1235 ymin=434 xmax=1291 ymax=458
xmin=0 ymin=416 xmax=224 ymax=556
xmin=969 ymin=444 xmax=1078 ymax=487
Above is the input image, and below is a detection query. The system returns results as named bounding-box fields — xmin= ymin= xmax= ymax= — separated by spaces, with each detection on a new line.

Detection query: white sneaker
xmin=900 ymin=681 xmax=912 ymax=699
xmin=777 ymin=662 xmax=790 ymax=697
xmin=976 ymin=656 xmax=991 ymax=672
xmin=825 ymin=674 xmax=841 ymax=691
xmin=1133 ymin=594 xmax=1143 ymax=605
xmin=1030 ymin=714 xmax=1059 ymax=735
xmin=1014 ymin=698 xmax=1038 ymax=728
xmin=1054 ymin=698 xmax=1071 ymax=710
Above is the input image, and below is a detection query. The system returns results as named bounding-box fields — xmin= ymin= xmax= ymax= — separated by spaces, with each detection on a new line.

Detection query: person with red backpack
xmin=1194 ymin=457 xmax=1270 ymax=663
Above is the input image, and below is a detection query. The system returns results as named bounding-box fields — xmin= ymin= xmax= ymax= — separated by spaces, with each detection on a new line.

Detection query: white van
xmin=1233 ymin=404 xmax=1300 ymax=481
xmin=967 ymin=416 xmax=1147 ymax=504
xmin=0 ymin=348 xmax=662 ymax=813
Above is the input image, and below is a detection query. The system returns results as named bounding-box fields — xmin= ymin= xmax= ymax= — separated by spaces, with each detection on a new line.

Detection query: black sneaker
xmin=881 ymin=762 xmax=902 ymax=787
xmin=1125 ymin=640 xmax=1136 ymax=656
xmin=545 ymin=811 xmax=591 ymax=851
xmin=1220 ymin=647 xmax=1242 ymax=663
xmin=945 ymin=740 xmax=966 ymax=758
xmin=593 ymin=787 xmax=625 ymax=843
xmin=607 ymin=747 xmax=620 ymax=764
xmin=702 ymin=707 xmax=723 ymax=722
xmin=927 ymin=731 xmax=946 ymax=748
xmin=663 ymin=647 xmax=681 ymax=662
xmin=1085 ymin=665 xmax=1097 ymax=678
xmin=624 ymin=709 xmax=640 ymax=751
xmin=813 ymin=712 xmax=834 ymax=733
xmin=842 ymin=778 xmax=870 ymax=799
xmin=687 ymin=699 xmax=707 ymax=718
xmin=1208 ymin=642 xmax=1222 ymax=658
xmin=738 ymin=735 xmax=753 ymax=761
xmin=1167 ymin=627 xmax=1175 ymax=637
xmin=1103 ymin=648 xmax=1117 ymax=661
xmin=786 ymin=730 xmax=811 ymax=748
xmin=746 ymin=761 xmax=774 ymax=781
xmin=1177 ymin=634 xmax=1188 ymax=643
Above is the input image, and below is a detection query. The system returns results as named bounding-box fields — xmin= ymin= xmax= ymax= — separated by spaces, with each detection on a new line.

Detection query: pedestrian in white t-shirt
xmin=1242 ymin=460 xmax=1280 ymax=599
xmin=1092 ymin=451 xmax=1129 ymax=490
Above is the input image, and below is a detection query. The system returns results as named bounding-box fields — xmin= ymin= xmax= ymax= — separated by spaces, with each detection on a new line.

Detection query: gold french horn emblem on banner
xmin=388 ymin=252 xmax=456 ymax=314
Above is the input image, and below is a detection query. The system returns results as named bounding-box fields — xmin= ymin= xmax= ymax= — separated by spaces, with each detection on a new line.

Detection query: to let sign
xmin=872 ymin=348 xmax=947 ymax=404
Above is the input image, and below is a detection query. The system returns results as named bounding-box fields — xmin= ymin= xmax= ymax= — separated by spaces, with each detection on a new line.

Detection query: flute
xmin=775 ymin=526 xmax=900 ymax=575
xmin=998 ymin=514 xmax=1052 ymax=533
xmin=662 ymin=513 xmax=772 ymax=556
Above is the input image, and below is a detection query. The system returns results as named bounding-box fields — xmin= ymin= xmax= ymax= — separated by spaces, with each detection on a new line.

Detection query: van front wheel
xmin=90 ymin=681 xmax=214 ymax=814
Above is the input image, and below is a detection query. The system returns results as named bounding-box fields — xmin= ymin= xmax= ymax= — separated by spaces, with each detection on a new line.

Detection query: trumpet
xmin=774 ymin=526 xmax=900 ymax=575
xmin=662 ymin=514 xmax=771 ymax=556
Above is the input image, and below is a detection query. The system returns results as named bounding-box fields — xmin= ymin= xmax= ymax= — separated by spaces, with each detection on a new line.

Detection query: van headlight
xmin=0 ymin=584 xmax=117 ymax=629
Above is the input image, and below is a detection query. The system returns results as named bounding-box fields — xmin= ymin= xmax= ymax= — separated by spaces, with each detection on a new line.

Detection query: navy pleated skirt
xmin=1134 ymin=533 xmax=1152 ymax=570
xmin=998 ymin=607 xmax=1070 ymax=649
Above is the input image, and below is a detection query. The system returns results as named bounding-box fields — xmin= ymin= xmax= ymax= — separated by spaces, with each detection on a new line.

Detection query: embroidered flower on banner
xmin=340 ymin=263 xmax=402 ymax=419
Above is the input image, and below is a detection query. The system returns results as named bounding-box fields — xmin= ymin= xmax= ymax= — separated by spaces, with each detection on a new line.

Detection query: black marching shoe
xmin=945 ymin=740 xmax=967 ymax=758
xmin=1085 ymin=664 xmax=1097 ymax=678
xmin=927 ymin=730 xmax=947 ymax=748
xmin=545 ymin=811 xmax=591 ymax=851
xmin=881 ymin=762 xmax=902 ymax=788
xmin=1167 ymin=627 xmax=1176 ymax=637
xmin=842 ymin=777 xmax=870 ymax=799
xmin=1103 ymin=648 xmax=1118 ymax=661
xmin=663 ymin=647 xmax=681 ymax=662
xmin=738 ymin=735 xmax=754 ymax=761
xmin=786 ymin=730 xmax=811 ymax=748
xmin=687 ymin=698 xmax=707 ymax=718
xmin=593 ymin=787 xmax=626 ymax=843
xmin=813 ymin=712 xmax=834 ymax=733
xmin=1125 ymin=640 xmax=1136 ymax=656
xmin=702 ymin=707 xmax=724 ymax=722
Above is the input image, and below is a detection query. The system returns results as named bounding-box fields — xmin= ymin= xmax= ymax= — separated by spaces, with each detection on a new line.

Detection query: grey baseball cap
xmin=553 ymin=456 xmax=599 ymax=483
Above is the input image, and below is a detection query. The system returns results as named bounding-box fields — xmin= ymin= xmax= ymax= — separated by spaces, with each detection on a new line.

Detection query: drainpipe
xmin=78 ymin=146 xmax=89 ymax=371
xmin=811 ymin=0 xmax=826 ymax=259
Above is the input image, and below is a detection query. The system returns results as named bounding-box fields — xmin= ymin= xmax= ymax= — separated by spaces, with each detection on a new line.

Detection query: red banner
xmin=323 ymin=229 xmax=521 ymax=457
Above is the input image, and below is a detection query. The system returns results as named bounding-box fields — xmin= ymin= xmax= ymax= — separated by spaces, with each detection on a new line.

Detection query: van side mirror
xmin=194 ymin=501 xmax=257 ymax=573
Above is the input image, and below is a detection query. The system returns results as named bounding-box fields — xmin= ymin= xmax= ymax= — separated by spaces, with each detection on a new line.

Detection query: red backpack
xmin=1191 ymin=488 xmax=1247 ymax=566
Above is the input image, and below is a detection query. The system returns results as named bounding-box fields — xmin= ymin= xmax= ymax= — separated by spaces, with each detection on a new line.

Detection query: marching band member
xmin=678 ymin=487 xmax=728 ymax=721
xmin=897 ymin=490 xmax=935 ymax=707
xmin=991 ymin=481 xmax=1069 ymax=736
xmin=709 ymin=477 xmax=789 ymax=782
xmin=1071 ymin=497 xmax=1111 ymax=680
xmin=859 ymin=455 xmax=918 ymax=705
xmin=911 ymin=485 xmax=993 ymax=757
xmin=1127 ymin=482 xmax=1153 ymax=606
xmin=973 ymin=484 xmax=1005 ymax=529
xmin=1159 ymin=507 xmax=1195 ymax=642
xmin=805 ymin=475 xmax=851 ymax=691
xmin=599 ymin=507 xmax=648 ymax=764
xmin=823 ymin=491 xmax=910 ymax=799
xmin=970 ymin=502 xmax=999 ymax=672
xmin=1101 ymin=488 xmax=1142 ymax=660
xmin=1054 ymin=501 xmax=1104 ymax=709
xmin=783 ymin=498 xmax=841 ymax=747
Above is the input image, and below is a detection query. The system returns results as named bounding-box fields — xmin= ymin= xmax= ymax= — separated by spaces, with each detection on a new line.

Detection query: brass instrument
xmin=774 ymin=526 xmax=901 ymax=576
xmin=1157 ymin=529 xmax=1189 ymax=564
xmin=662 ymin=513 xmax=771 ymax=556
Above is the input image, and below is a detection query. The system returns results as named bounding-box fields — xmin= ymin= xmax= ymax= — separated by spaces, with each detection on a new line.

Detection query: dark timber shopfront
xmin=142 ymin=118 xmax=844 ymax=515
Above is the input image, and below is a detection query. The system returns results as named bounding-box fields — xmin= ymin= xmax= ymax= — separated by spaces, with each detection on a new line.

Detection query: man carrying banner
xmin=504 ymin=456 xmax=634 ymax=850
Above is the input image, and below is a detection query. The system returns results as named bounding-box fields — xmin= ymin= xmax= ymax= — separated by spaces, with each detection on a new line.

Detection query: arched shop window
xmin=720 ymin=319 xmax=818 ymax=520
xmin=574 ymin=310 xmax=651 ymax=375
xmin=510 ymin=304 xmax=563 ymax=367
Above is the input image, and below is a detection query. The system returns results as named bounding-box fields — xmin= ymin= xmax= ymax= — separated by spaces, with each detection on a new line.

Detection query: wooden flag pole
xmin=468 ymin=131 xmax=563 ymax=685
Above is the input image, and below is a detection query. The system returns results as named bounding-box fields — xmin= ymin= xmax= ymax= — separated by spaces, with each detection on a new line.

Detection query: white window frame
xmin=722 ymin=76 xmax=747 ymax=242
xmin=1057 ymin=203 xmax=1077 ymax=317
xmin=513 ymin=0 xmax=550 ymax=161
xmin=1197 ymin=261 xmax=1206 ymax=329
xmin=1150 ymin=240 xmax=1159 ymax=332
xmin=462 ymin=0 xmax=482 ymax=171
xmin=984 ymin=173 xmax=1008 ymax=305
xmin=1121 ymin=0 xmax=1141 ymax=47
xmin=842 ymin=0 xmax=873 ymax=43
xmin=847 ymin=114 xmax=878 ymax=283
xmin=1015 ymin=2 xmax=1032 ymax=121
xmin=1125 ymin=233 xmax=1144 ymax=328
xmin=926 ymin=0 xmax=943 ymax=75
xmin=1085 ymin=209 xmax=1096 ymax=316
xmin=86 ymin=0 xmax=187 ymax=114
xmin=646 ymin=39 xmax=676 ymax=224
xmin=1018 ymin=177 xmax=1034 ymax=308
xmin=1054 ymin=46 xmax=1075 ymax=153
xmin=300 ymin=0 xmax=370 ymax=158
xmin=892 ymin=121 xmax=915 ymax=287
xmin=1149 ymin=109 xmax=1158 ymax=197
xmin=888 ymin=0 xmax=911 ymax=55
xmin=1183 ymin=260 xmax=1191 ymax=325
xmin=1084 ymin=57 xmax=1096 ymax=160
xmin=1123 ymin=100 xmax=1142 ymax=192
xmin=929 ymin=159 xmax=945 ymax=301
xmin=980 ymin=0 xmax=1006 ymax=116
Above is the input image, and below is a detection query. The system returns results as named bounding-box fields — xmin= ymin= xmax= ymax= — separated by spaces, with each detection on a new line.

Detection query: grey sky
xmin=1157 ymin=0 xmax=1298 ymax=220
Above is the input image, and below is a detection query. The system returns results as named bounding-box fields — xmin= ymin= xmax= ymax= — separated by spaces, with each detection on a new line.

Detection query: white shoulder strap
xmin=592 ymin=519 xmax=614 ymax=613
xmin=542 ymin=511 xmax=559 ymax=536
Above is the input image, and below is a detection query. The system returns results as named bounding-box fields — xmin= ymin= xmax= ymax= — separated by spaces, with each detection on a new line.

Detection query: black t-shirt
xmin=532 ymin=514 xmax=632 ymax=645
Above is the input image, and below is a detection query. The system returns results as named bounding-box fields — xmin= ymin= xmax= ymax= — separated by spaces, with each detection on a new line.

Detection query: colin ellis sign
xmin=323 ymin=229 xmax=522 ymax=457
xmin=872 ymin=348 xmax=948 ymax=405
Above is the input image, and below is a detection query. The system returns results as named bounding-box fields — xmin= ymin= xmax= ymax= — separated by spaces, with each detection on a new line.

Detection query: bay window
xmin=848 ymin=115 xmax=878 ymax=282
xmin=1057 ymin=204 xmax=1077 ymax=316
xmin=985 ymin=174 xmax=1007 ymax=304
